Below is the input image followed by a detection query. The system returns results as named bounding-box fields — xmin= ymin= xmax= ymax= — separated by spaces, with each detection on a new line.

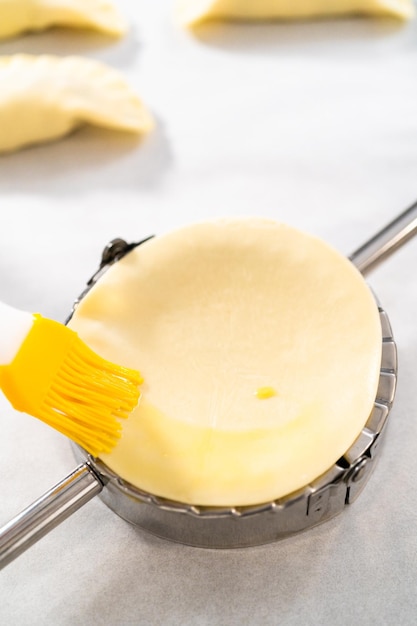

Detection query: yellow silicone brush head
xmin=0 ymin=314 xmax=142 ymax=456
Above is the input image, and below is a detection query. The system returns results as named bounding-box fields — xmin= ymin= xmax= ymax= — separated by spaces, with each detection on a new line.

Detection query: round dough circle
xmin=69 ymin=219 xmax=382 ymax=506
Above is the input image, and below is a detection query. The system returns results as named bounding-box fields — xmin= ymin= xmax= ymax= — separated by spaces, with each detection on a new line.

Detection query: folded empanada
xmin=0 ymin=0 xmax=127 ymax=40
xmin=175 ymin=0 xmax=415 ymax=27
xmin=0 ymin=55 xmax=153 ymax=153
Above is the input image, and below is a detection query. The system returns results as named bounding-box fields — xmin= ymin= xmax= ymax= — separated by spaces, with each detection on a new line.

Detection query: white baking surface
xmin=1 ymin=1 xmax=417 ymax=624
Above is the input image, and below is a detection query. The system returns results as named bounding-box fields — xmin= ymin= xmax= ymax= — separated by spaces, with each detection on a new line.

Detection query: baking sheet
xmin=0 ymin=1 xmax=417 ymax=623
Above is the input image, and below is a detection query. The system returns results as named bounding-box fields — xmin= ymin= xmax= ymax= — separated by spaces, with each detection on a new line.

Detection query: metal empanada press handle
xmin=0 ymin=199 xmax=417 ymax=569
xmin=349 ymin=199 xmax=417 ymax=274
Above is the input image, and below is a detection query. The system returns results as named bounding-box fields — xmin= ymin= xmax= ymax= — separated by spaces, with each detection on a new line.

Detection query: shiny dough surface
xmin=69 ymin=219 xmax=382 ymax=506
xmin=175 ymin=0 xmax=415 ymax=26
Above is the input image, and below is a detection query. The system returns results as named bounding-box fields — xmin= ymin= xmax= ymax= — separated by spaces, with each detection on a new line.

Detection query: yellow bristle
xmin=39 ymin=335 xmax=141 ymax=455
xmin=0 ymin=314 xmax=142 ymax=457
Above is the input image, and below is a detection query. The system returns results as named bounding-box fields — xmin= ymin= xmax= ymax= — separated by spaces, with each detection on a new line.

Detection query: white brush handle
xmin=0 ymin=302 xmax=34 ymax=366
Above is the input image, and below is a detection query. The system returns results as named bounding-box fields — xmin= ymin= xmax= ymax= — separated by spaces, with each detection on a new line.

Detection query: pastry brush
xmin=0 ymin=301 xmax=142 ymax=456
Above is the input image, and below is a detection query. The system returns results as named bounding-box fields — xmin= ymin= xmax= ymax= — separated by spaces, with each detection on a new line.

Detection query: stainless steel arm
xmin=0 ymin=463 xmax=103 ymax=569
xmin=1 ymin=200 xmax=417 ymax=567
xmin=349 ymin=199 xmax=417 ymax=274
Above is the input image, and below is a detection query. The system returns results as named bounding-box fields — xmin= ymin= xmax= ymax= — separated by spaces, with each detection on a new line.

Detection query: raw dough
xmin=175 ymin=0 xmax=414 ymax=26
xmin=69 ymin=219 xmax=382 ymax=506
xmin=0 ymin=55 xmax=153 ymax=153
xmin=0 ymin=0 xmax=127 ymax=40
